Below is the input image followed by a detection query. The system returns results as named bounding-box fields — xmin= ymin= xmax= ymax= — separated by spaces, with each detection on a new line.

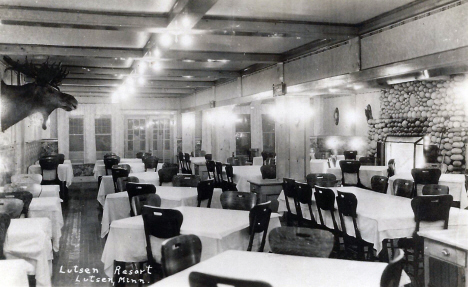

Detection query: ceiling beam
xmin=61 ymin=86 xmax=194 ymax=94
xmin=158 ymin=50 xmax=282 ymax=63
xmin=0 ymin=44 xmax=143 ymax=58
xmin=62 ymin=79 xmax=214 ymax=88
xmin=196 ymin=17 xmax=358 ymax=40
xmin=71 ymin=92 xmax=186 ymax=98
xmin=66 ymin=67 xmax=239 ymax=78
xmin=167 ymin=0 xmax=219 ymax=30
xmin=359 ymin=0 xmax=459 ymax=34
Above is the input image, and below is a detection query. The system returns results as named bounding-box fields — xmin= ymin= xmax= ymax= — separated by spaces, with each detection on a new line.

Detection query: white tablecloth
xmin=93 ymin=159 xmax=150 ymax=178
xmin=277 ymin=186 xmax=468 ymax=253
xmin=28 ymin=163 xmax=74 ymax=187
xmin=100 ymin=187 xmax=224 ymax=237
xmin=327 ymin=165 xmax=388 ymax=188
xmin=129 ymin=171 xmax=161 ymax=186
xmin=190 ymin=157 xmax=206 ymax=172
xmin=150 ymin=250 xmax=410 ymax=287
xmin=233 ymin=166 xmax=263 ymax=192
xmin=0 ymin=259 xmax=34 ymax=287
xmin=28 ymin=197 xmax=64 ymax=252
xmin=5 ymin=218 xmax=53 ymax=287
xmin=309 ymin=159 xmax=329 ymax=173
xmin=11 ymin=174 xmax=42 ymax=184
xmin=387 ymin=173 xmax=468 ymax=208
xmin=1 ymin=183 xmax=60 ymax=198
xmin=101 ymin=206 xmax=281 ymax=277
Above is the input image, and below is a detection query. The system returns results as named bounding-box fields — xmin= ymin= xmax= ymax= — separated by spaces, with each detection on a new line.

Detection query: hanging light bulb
xmin=152 ymin=61 xmax=163 ymax=71
xmin=138 ymin=61 xmax=148 ymax=74
xmin=159 ymin=33 xmax=173 ymax=47
xmin=180 ymin=34 xmax=193 ymax=47
xmin=153 ymin=47 xmax=161 ymax=58
xmin=181 ymin=15 xmax=191 ymax=28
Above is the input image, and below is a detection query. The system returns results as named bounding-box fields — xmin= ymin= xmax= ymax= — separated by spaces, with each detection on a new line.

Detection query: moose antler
xmin=3 ymin=56 xmax=69 ymax=88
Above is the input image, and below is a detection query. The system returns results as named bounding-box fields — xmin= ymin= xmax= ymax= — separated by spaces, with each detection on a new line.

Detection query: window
xmin=69 ymin=117 xmax=84 ymax=163
xmin=95 ymin=118 xmax=112 ymax=159
xmin=262 ymin=114 xmax=275 ymax=152
xmin=235 ymin=114 xmax=251 ymax=156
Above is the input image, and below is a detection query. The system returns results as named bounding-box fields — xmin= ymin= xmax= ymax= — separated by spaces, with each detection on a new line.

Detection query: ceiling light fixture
xmin=183 ymin=59 xmax=195 ymax=63
xmin=182 ymin=75 xmax=193 ymax=78
xmin=152 ymin=61 xmax=163 ymax=71
xmin=153 ymin=48 xmax=161 ymax=58
xmin=159 ymin=33 xmax=173 ymax=47
xmin=181 ymin=15 xmax=191 ymax=28
xmin=138 ymin=61 xmax=148 ymax=74
xmin=180 ymin=34 xmax=193 ymax=47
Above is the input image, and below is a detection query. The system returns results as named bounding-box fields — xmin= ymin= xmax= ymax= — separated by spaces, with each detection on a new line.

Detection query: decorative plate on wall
xmin=334 ymin=108 xmax=339 ymax=125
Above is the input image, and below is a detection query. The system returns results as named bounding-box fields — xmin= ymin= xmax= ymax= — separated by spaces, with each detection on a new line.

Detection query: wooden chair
xmin=184 ymin=153 xmax=192 ymax=174
xmin=111 ymin=165 xmax=130 ymax=193
xmin=306 ymin=173 xmax=339 ymax=188
xmin=189 ymin=271 xmax=272 ymax=287
xmin=206 ymin=161 xmax=216 ymax=181
xmin=143 ymin=156 xmax=159 ymax=172
xmin=222 ymin=164 xmax=238 ymax=191
xmin=116 ymin=176 xmax=140 ymax=193
xmin=314 ymin=186 xmax=341 ymax=256
xmin=126 ymin=183 xmax=156 ymax=216
xmin=393 ymin=179 xmax=413 ymax=198
xmin=57 ymin=153 xmax=65 ymax=164
xmin=339 ymin=160 xmax=362 ymax=187
xmin=0 ymin=198 xmax=24 ymax=218
xmin=411 ymin=168 xmax=442 ymax=197
xmin=197 ymin=180 xmax=215 ymax=208
xmin=141 ymin=206 xmax=183 ymax=283
xmin=344 ymin=150 xmax=357 ymax=160
xmin=282 ymin=178 xmax=298 ymax=226
xmin=220 ymin=191 xmax=256 ymax=211
xmin=336 ymin=191 xmax=375 ymax=261
xmin=422 ymin=184 xmax=449 ymax=195
xmin=371 ymin=175 xmax=388 ymax=194
xmin=136 ymin=152 xmax=144 ymax=159
xmin=104 ymin=156 xmax=120 ymax=175
xmin=172 ymin=175 xmax=201 ymax=187
xmin=247 ymin=202 xmax=271 ymax=252
xmin=214 ymin=161 xmax=224 ymax=188
xmin=268 ymin=226 xmax=334 ymax=258
xmin=39 ymin=156 xmax=60 ymax=185
xmin=387 ymin=159 xmax=396 ymax=177
xmin=359 ymin=156 xmax=375 ymax=166
xmin=158 ymin=167 xmax=179 ymax=186
xmin=380 ymin=249 xmax=405 ymax=287
xmin=398 ymin=195 xmax=453 ymax=282
xmin=204 ymin=154 xmax=212 ymax=161
xmin=161 ymin=234 xmax=202 ymax=277
xmin=0 ymin=213 xmax=11 ymax=259
xmin=0 ymin=191 xmax=33 ymax=217
xmin=294 ymin=182 xmax=317 ymax=228
xmin=131 ymin=193 xmax=161 ymax=216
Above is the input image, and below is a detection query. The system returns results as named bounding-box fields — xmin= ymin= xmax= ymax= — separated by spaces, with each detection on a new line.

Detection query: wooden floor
xmin=52 ymin=182 xmax=109 ymax=287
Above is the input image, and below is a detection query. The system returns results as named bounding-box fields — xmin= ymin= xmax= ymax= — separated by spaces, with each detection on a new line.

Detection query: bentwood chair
xmin=136 ymin=152 xmax=144 ymax=159
xmin=104 ymin=156 xmax=120 ymax=175
xmin=422 ymin=184 xmax=449 ymax=195
xmin=282 ymin=178 xmax=298 ymax=226
xmin=158 ymin=167 xmax=179 ymax=186
xmin=222 ymin=164 xmax=238 ymax=191
xmin=111 ymin=165 xmax=130 ymax=193
xmin=184 ymin=153 xmax=192 ymax=174
xmin=189 ymin=271 xmax=272 ymax=287
xmin=0 ymin=191 xmax=33 ymax=217
xmin=220 ymin=191 xmax=256 ymax=211
xmin=142 ymin=206 xmax=183 ymax=283
xmin=143 ymin=156 xmax=159 ymax=172
xmin=0 ymin=213 xmax=11 ymax=259
xmin=314 ymin=186 xmax=341 ymax=256
xmin=214 ymin=162 xmax=224 ymax=188
xmin=344 ymin=150 xmax=358 ymax=160
xmin=393 ymin=179 xmax=413 ymax=198
xmin=172 ymin=175 xmax=201 ymax=187
xmin=116 ymin=176 xmax=140 ymax=193
xmin=131 ymin=193 xmax=161 ymax=216
xmin=39 ymin=156 xmax=60 ymax=185
xmin=197 ymin=180 xmax=215 ymax=208
xmin=204 ymin=154 xmax=212 ymax=161
xmin=398 ymin=195 xmax=453 ymax=282
xmin=411 ymin=168 xmax=442 ymax=197
xmin=371 ymin=175 xmax=388 ymax=194
xmin=306 ymin=173 xmax=339 ymax=188
xmin=336 ymin=191 xmax=375 ymax=261
xmin=0 ymin=198 xmax=24 ymax=218
xmin=57 ymin=153 xmax=65 ymax=164
xmin=339 ymin=160 xmax=362 ymax=187
xmin=387 ymin=159 xmax=396 ymax=177
xmin=161 ymin=234 xmax=202 ymax=277
xmin=178 ymin=152 xmax=186 ymax=173
xmin=126 ymin=183 xmax=156 ymax=216
xmin=380 ymin=249 xmax=405 ymax=287
xmin=294 ymin=182 xmax=317 ymax=228
xmin=247 ymin=202 xmax=272 ymax=252
xmin=268 ymin=226 xmax=334 ymax=258
xmin=205 ymin=160 xmax=216 ymax=181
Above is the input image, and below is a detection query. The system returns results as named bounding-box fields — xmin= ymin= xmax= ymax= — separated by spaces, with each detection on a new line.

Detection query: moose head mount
xmin=1 ymin=56 xmax=78 ymax=132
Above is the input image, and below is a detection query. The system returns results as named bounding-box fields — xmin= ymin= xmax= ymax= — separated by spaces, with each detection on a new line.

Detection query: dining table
xmin=327 ymin=165 xmax=388 ymax=188
xmin=231 ymin=165 xmax=263 ymax=192
xmin=100 ymin=186 xmax=224 ymax=237
xmin=277 ymin=186 xmax=468 ymax=253
xmin=28 ymin=162 xmax=74 ymax=188
xmin=101 ymin=206 xmax=281 ymax=278
xmin=387 ymin=173 xmax=468 ymax=208
xmin=93 ymin=158 xmax=157 ymax=178
xmin=4 ymin=218 xmax=54 ymax=287
xmin=150 ymin=250 xmax=411 ymax=287
xmin=309 ymin=159 xmax=330 ymax=173
xmin=0 ymin=259 xmax=34 ymax=287
xmin=28 ymin=197 xmax=64 ymax=252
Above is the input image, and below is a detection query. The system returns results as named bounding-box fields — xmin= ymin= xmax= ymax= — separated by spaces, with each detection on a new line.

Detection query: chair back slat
xmin=127 ymin=183 xmax=156 ymax=216
xmin=161 ymin=234 xmax=202 ymax=277
xmin=220 ymin=191 xmax=256 ymax=211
